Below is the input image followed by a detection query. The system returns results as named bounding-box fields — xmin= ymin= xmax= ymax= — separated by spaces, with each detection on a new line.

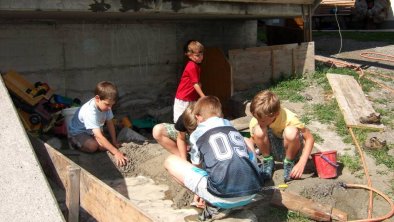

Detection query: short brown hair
xmin=95 ymin=81 xmax=118 ymax=101
xmin=193 ymin=96 xmax=223 ymax=120
xmin=250 ymin=90 xmax=280 ymax=119
xmin=183 ymin=103 xmax=197 ymax=133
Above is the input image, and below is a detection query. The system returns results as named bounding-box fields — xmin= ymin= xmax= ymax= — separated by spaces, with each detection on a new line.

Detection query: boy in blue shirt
xmin=68 ymin=81 xmax=128 ymax=167
xmin=164 ymin=96 xmax=264 ymax=221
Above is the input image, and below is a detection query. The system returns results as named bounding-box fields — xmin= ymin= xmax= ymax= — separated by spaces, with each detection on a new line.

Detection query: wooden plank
xmin=229 ymin=48 xmax=271 ymax=91
xmin=66 ymin=166 xmax=80 ymax=222
xmin=30 ymin=137 xmax=155 ymax=222
xmin=294 ymin=42 xmax=315 ymax=75
xmin=201 ymin=47 xmax=232 ymax=116
xmin=271 ymin=190 xmax=348 ymax=221
xmin=272 ymin=49 xmax=292 ymax=80
xmin=327 ymin=73 xmax=384 ymax=130
xmin=80 ymin=170 xmax=153 ymax=222
xmin=229 ymin=42 xmax=315 ymax=91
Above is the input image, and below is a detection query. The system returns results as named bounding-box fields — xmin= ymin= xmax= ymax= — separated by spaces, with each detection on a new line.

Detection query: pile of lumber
xmin=314 ymin=0 xmax=355 ymax=16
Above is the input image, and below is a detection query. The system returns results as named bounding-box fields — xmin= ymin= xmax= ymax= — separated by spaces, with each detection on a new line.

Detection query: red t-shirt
xmin=175 ymin=60 xmax=201 ymax=101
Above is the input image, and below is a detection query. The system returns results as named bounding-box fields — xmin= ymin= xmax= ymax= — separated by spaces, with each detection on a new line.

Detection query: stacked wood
xmin=314 ymin=0 xmax=355 ymax=16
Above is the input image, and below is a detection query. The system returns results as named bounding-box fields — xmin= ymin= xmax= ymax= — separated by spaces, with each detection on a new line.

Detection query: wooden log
xmin=66 ymin=166 xmax=80 ymax=222
xmin=271 ymin=190 xmax=347 ymax=221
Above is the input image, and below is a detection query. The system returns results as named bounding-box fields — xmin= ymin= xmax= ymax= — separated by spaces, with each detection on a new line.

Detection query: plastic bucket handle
xmin=320 ymin=153 xmax=339 ymax=168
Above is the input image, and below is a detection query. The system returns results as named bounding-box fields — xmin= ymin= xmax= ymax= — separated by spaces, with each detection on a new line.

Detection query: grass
xmin=366 ymin=147 xmax=394 ymax=171
xmin=312 ymin=31 xmax=394 ymax=44
xmin=265 ymin=63 xmax=394 ymax=170
xmin=266 ymin=207 xmax=311 ymax=222
xmin=271 ymin=77 xmax=308 ymax=102
xmin=338 ymin=154 xmax=362 ymax=173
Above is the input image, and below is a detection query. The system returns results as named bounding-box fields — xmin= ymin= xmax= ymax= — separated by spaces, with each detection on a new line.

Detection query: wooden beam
xmin=66 ymin=166 xmax=80 ymax=222
xmin=30 ymin=136 xmax=154 ymax=222
xmin=327 ymin=73 xmax=384 ymax=130
xmin=271 ymin=190 xmax=347 ymax=221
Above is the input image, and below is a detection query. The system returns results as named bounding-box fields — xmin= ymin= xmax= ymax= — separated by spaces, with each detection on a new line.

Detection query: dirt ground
xmin=49 ymin=35 xmax=394 ymax=222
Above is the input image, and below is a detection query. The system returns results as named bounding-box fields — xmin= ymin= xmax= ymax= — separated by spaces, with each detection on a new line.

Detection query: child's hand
xmin=191 ymin=194 xmax=205 ymax=209
xmin=290 ymin=162 xmax=305 ymax=179
xmin=114 ymin=151 xmax=128 ymax=167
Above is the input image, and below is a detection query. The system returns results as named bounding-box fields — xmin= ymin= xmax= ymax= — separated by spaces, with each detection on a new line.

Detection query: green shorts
xmin=162 ymin=123 xmax=190 ymax=144
xmin=267 ymin=128 xmax=304 ymax=161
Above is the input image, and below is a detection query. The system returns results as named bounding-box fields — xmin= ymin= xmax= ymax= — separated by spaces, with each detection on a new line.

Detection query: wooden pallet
xmin=327 ymin=73 xmax=384 ymax=130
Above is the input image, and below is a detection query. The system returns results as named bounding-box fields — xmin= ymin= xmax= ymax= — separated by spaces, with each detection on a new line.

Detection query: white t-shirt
xmin=68 ymin=98 xmax=114 ymax=136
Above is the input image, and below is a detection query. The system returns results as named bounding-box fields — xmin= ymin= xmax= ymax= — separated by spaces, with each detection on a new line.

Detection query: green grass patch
xmin=265 ymin=207 xmax=311 ymax=222
xmin=270 ymin=77 xmax=307 ymax=102
xmin=312 ymin=132 xmax=324 ymax=144
xmin=366 ymin=148 xmax=394 ymax=171
xmin=338 ymin=154 xmax=362 ymax=173
xmin=311 ymin=100 xmax=338 ymax=124
xmin=313 ymin=31 xmax=394 ymax=44
xmin=375 ymin=107 xmax=394 ymax=128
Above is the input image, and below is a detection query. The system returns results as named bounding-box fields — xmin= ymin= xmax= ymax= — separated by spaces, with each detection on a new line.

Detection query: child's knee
xmin=152 ymin=124 xmax=164 ymax=140
xmin=283 ymin=127 xmax=299 ymax=142
xmin=82 ymin=139 xmax=99 ymax=152
xmin=164 ymin=155 xmax=178 ymax=171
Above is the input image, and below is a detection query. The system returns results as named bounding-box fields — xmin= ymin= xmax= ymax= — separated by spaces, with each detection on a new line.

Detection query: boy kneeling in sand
xmin=164 ymin=96 xmax=264 ymax=221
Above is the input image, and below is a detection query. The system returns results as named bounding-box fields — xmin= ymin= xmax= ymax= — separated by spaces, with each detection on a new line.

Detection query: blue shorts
xmin=183 ymin=166 xmax=255 ymax=209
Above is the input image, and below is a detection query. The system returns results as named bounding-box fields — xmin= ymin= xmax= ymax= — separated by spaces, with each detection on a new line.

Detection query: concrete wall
xmin=0 ymin=20 xmax=257 ymax=120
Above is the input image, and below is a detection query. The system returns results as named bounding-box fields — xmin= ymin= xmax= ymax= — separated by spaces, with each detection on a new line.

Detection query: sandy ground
xmin=46 ymin=35 xmax=394 ymax=222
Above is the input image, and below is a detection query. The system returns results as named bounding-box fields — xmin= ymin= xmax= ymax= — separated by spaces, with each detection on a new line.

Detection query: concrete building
xmin=0 ymin=0 xmax=319 ymax=120
xmin=0 ymin=1 xmax=320 ymax=221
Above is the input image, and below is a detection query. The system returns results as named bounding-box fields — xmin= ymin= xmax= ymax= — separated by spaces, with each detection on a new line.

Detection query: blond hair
xmin=184 ymin=40 xmax=204 ymax=56
xmin=183 ymin=103 xmax=197 ymax=133
xmin=250 ymin=90 xmax=280 ymax=119
xmin=95 ymin=81 xmax=118 ymax=101
xmin=193 ymin=96 xmax=223 ymax=121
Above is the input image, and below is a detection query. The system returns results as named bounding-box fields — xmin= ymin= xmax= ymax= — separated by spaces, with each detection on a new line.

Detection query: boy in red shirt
xmin=173 ymin=40 xmax=206 ymax=123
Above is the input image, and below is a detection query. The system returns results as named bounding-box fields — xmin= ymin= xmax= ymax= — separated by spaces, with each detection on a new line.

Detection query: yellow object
xmin=2 ymin=70 xmax=53 ymax=106
xmin=277 ymin=184 xmax=288 ymax=189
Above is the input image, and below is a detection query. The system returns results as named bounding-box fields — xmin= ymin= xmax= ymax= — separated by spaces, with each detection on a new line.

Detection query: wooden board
xmin=271 ymin=190 xmax=347 ymax=221
xmin=327 ymin=73 xmax=384 ymax=130
xmin=201 ymin=47 xmax=232 ymax=116
xmin=30 ymin=136 xmax=154 ymax=222
xmin=229 ymin=42 xmax=315 ymax=91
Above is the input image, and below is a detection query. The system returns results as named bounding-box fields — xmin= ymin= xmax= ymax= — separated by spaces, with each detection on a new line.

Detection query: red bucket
xmin=312 ymin=150 xmax=338 ymax=179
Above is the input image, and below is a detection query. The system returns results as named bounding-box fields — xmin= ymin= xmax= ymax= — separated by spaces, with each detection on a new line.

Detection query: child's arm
xmin=177 ymin=131 xmax=188 ymax=161
xmin=106 ymin=119 xmax=119 ymax=147
xmin=193 ymin=83 xmax=205 ymax=97
xmin=92 ymin=128 xmax=128 ymax=167
xmin=291 ymin=128 xmax=314 ymax=179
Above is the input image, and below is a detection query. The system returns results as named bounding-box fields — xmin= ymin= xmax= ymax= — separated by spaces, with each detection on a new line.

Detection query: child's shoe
xmin=283 ymin=158 xmax=295 ymax=183
xmin=198 ymin=204 xmax=232 ymax=221
xmin=261 ymin=156 xmax=274 ymax=180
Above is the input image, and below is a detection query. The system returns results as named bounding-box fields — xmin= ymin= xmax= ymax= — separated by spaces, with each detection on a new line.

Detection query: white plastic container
xmin=61 ymin=107 xmax=79 ymax=134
